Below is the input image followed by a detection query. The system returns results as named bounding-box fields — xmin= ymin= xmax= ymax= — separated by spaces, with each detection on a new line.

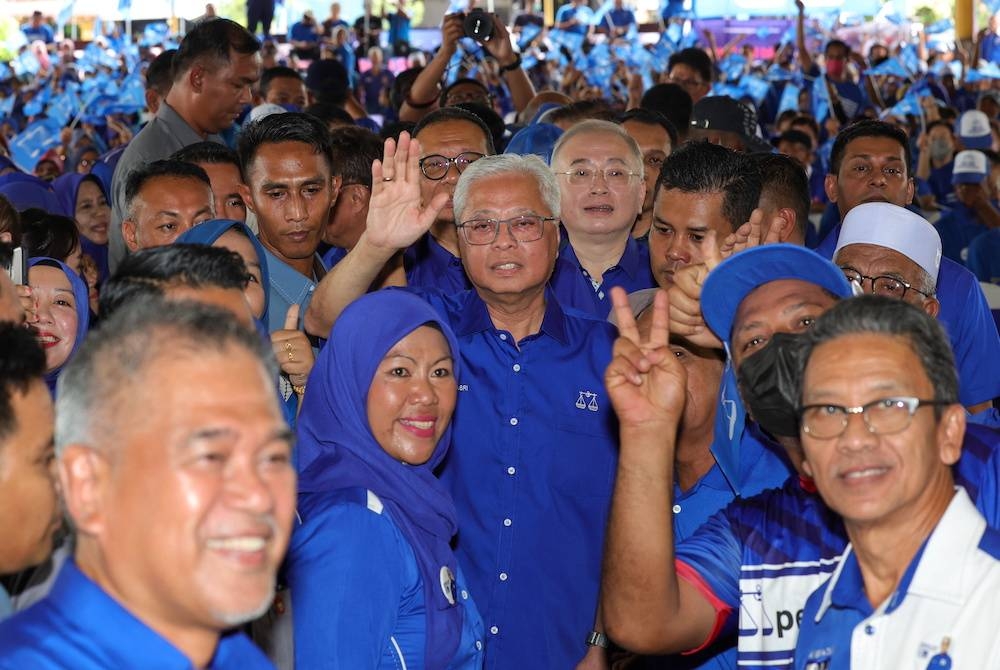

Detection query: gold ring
xmin=383 ymin=176 xmax=393 ymax=182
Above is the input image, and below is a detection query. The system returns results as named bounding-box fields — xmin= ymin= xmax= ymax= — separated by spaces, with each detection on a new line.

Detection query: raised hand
xmin=667 ymin=230 xmax=723 ymax=350
xmin=366 ymin=132 xmax=448 ymax=252
xmin=482 ymin=15 xmax=515 ymax=64
xmin=606 ymin=287 xmax=688 ymax=429
xmin=271 ymin=304 xmax=315 ymax=388
xmin=719 ymin=207 xmax=785 ymax=258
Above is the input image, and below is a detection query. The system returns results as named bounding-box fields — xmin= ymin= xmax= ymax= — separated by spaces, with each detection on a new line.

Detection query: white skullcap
xmin=834 ymin=202 xmax=942 ymax=281
xmin=248 ymin=103 xmax=287 ymax=124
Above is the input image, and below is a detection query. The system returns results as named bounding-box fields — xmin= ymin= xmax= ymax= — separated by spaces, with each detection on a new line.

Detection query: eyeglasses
xmin=799 ymin=396 xmax=949 ymax=439
xmin=419 ymin=152 xmax=485 ymax=181
xmin=555 ymin=167 xmax=640 ymax=187
xmin=840 ymin=268 xmax=933 ymax=300
xmin=456 ymin=214 xmax=557 ymax=245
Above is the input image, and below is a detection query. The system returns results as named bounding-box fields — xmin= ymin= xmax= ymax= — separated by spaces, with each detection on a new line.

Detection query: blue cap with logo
xmin=701 ymin=244 xmax=853 ymax=347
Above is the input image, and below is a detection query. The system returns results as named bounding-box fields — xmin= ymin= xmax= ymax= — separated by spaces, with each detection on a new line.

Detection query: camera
xmin=462 ymin=9 xmax=494 ymax=43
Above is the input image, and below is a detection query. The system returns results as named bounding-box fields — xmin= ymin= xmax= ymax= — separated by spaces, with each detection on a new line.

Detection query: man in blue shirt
xmin=555 ymin=0 xmax=594 ymax=36
xmin=289 ymin=10 xmax=322 ymax=60
xmin=817 ymin=120 xmax=1000 ymax=413
xmin=0 ymin=324 xmax=58 ymax=620
xmin=0 ymin=299 xmax=296 ymax=668
xmin=306 ymin=139 xmax=616 ymax=669
xmin=21 ymin=11 xmax=54 ymax=44
xmin=549 ymin=120 xmax=654 ymax=318
xmin=914 ymin=119 xmax=956 ymax=206
xmin=794 ymin=297 xmax=1000 ymax=669
xmin=934 ymin=149 xmax=998 ymax=265
xmin=238 ymin=112 xmax=337 ymax=335
xmin=600 ymin=0 xmax=635 ymax=39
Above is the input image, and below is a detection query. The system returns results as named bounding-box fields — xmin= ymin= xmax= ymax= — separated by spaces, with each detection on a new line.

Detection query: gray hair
xmin=795 ymin=295 xmax=959 ymax=411
xmin=550 ymin=119 xmax=644 ymax=178
xmin=55 ymin=299 xmax=278 ymax=455
xmin=453 ymin=154 xmax=561 ymax=223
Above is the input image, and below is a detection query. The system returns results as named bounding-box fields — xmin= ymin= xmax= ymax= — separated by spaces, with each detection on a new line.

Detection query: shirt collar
xmin=559 ymin=237 xmax=646 ymax=281
xmin=453 ymin=287 xmax=569 ymax=345
xmin=156 ymin=102 xmax=220 ymax=145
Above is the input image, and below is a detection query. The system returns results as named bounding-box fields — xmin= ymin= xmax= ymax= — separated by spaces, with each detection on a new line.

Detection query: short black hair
xmin=796 ymin=295 xmax=959 ymax=411
xmin=620 ymin=107 xmax=679 ymax=148
xmin=440 ymin=77 xmax=491 ymax=107
xmin=775 ymin=129 xmax=814 ymax=152
xmin=0 ymin=322 xmax=46 ymax=442
xmin=668 ymin=47 xmax=713 ymax=84
xmin=454 ymin=102 xmax=506 ymax=153
xmin=329 ymin=126 xmax=383 ymax=187
xmin=925 ymin=119 xmax=953 ymax=136
xmin=260 ymin=65 xmax=303 ymax=99
xmin=790 ymin=115 xmax=820 ymax=141
xmin=100 ymin=244 xmax=250 ymax=318
xmin=145 ymin=48 xmax=177 ymax=96
xmin=20 ymin=210 xmax=80 ymax=263
xmin=0 ymin=194 xmax=21 ymax=246
xmin=304 ymin=102 xmax=355 ymax=128
xmin=640 ymin=83 xmax=693 ymax=139
xmin=656 ymin=141 xmax=762 ymax=231
xmin=753 ymin=153 xmax=810 ymax=239
xmin=412 ymin=107 xmax=497 ymax=155
xmin=829 ymin=119 xmax=912 ymax=177
xmin=124 ymin=160 xmax=212 ymax=219
xmin=238 ymin=111 xmax=335 ymax=178
xmin=171 ymin=18 xmax=260 ymax=81
xmin=170 ymin=141 xmax=240 ymax=169
xmin=824 ymin=39 xmax=850 ymax=56
xmin=544 ymin=99 xmax=617 ymax=127
xmin=390 ymin=67 xmax=423 ymax=112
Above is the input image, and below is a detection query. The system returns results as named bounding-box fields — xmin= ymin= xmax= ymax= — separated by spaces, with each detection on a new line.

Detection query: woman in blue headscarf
xmin=287 ymin=290 xmax=485 ymax=670
xmin=52 ymin=172 xmax=111 ymax=284
xmin=27 ymin=257 xmax=90 ymax=395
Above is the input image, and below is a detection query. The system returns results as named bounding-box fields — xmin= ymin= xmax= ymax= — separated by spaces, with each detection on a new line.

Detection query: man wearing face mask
xmin=796 ymin=1 xmax=867 ymax=121
xmin=916 ymin=120 xmax=957 ymax=206
xmin=601 ymin=243 xmax=1000 ymax=670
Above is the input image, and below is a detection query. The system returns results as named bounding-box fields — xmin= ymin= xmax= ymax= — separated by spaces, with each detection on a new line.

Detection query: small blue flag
xmin=517 ymin=24 xmax=542 ymax=51
xmin=866 ymin=58 xmax=911 ymax=79
xmin=812 ymin=74 xmax=830 ymax=122
xmin=9 ymin=118 xmax=63 ymax=173
xmin=926 ymin=18 xmax=953 ymax=35
xmin=778 ymin=83 xmax=800 ymax=115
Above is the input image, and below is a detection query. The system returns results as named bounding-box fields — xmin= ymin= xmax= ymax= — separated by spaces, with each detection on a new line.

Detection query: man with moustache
xmin=0 ymin=300 xmax=296 ymax=668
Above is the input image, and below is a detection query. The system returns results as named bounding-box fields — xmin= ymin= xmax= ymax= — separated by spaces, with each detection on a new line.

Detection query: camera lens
xmin=463 ymin=9 xmax=493 ymax=42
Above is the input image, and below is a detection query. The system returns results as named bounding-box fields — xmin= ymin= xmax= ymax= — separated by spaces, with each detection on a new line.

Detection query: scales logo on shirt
xmin=575 ymin=391 xmax=599 ymax=412
xmin=440 ymin=566 xmax=456 ymax=605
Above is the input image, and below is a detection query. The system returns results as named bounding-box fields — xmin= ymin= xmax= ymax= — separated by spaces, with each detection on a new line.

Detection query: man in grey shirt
xmin=109 ymin=18 xmax=261 ymax=272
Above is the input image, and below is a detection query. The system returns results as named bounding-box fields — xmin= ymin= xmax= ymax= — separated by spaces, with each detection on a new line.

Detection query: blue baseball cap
xmin=701 ymin=244 xmax=853 ymax=346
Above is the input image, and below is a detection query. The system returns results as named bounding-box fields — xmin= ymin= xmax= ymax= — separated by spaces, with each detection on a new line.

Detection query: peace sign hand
xmin=606 ymin=287 xmax=688 ymax=429
xmin=366 ymin=132 xmax=449 ymax=252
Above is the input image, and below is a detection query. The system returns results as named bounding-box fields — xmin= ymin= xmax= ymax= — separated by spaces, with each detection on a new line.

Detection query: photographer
xmin=399 ymin=12 xmax=534 ymax=123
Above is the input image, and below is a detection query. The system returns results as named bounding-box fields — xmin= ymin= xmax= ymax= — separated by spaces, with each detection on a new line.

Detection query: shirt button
xmin=503 ymin=518 xmax=512 ymax=527
xmin=490 ymin=626 xmax=499 ymax=635
xmin=865 ymin=625 xmax=875 ymax=635
xmin=499 ymin=572 xmax=508 ymax=581
xmin=507 ymin=466 xmax=516 ymax=475
xmin=499 ymin=333 xmax=507 ymax=341
xmin=461 ymin=589 xmax=469 ymax=600
xmin=509 ymin=417 xmax=518 ymax=426
xmin=512 ymin=363 xmax=521 ymax=372
xmin=475 ymin=641 xmax=483 ymax=650
xmin=672 ymin=504 xmax=681 ymax=513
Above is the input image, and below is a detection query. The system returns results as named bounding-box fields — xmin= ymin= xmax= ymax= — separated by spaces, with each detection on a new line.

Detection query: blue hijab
xmin=177 ymin=219 xmax=272 ymax=323
xmin=28 ymin=257 xmax=90 ymax=396
xmin=52 ymin=173 xmax=110 ymax=283
xmin=296 ymin=290 xmax=463 ymax=670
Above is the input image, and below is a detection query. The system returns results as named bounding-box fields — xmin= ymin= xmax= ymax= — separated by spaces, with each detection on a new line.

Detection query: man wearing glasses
xmin=305 ymin=141 xmax=618 ymax=670
xmin=792 ymin=296 xmax=1000 ymax=668
xmin=601 ymin=244 xmax=1000 ymax=670
xmin=665 ymin=47 xmax=713 ymax=104
xmin=548 ymin=120 xmax=654 ymax=318
xmin=403 ymin=107 xmax=495 ymax=293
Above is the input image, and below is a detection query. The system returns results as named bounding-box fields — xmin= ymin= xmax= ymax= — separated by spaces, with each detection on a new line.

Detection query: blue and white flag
xmin=9 ymin=118 xmax=63 ymax=173
xmin=778 ymin=82 xmax=800 ymax=115
xmin=866 ymin=58 xmax=911 ymax=79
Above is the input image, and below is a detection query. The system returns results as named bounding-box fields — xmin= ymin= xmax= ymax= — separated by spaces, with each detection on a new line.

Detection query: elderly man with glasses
xmin=305 ymin=135 xmax=619 ymax=670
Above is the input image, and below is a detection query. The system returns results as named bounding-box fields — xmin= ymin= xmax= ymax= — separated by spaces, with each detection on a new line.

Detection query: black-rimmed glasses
xmin=419 ymin=152 xmax=485 ymax=180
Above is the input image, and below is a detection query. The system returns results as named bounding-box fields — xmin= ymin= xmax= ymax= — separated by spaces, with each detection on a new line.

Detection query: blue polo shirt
xmin=555 ymin=4 xmax=594 ymax=34
xmin=982 ymin=33 xmax=1000 ymax=64
xmin=287 ymin=487 xmax=485 ymax=669
xmin=21 ymin=23 xmax=54 ymax=43
xmin=289 ymin=21 xmax=320 ymax=43
xmin=933 ymin=202 xmax=990 ymax=266
xmin=0 ymin=560 xmax=274 ymax=669
xmin=408 ymin=286 xmax=618 ymax=670
xmin=601 ymin=8 xmax=636 ymax=30
xmin=548 ymin=237 xmax=655 ymax=318
xmin=818 ymin=224 xmax=1000 ymax=407
xmin=404 ymin=233 xmax=472 ymax=293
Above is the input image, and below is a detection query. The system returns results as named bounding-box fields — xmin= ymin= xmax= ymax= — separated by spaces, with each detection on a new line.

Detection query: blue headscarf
xmin=177 ymin=219 xmax=272 ymax=324
xmin=28 ymin=257 xmax=90 ymax=396
xmin=296 ymin=290 xmax=463 ymax=670
xmin=51 ymin=173 xmax=110 ymax=283
xmin=0 ymin=174 xmax=61 ymax=213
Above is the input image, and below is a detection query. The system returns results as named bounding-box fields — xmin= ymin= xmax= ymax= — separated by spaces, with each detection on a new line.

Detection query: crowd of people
xmin=0 ymin=2 xmax=998 ymax=669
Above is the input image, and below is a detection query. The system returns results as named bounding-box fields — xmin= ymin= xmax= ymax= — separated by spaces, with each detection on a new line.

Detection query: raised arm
xmin=398 ymin=15 xmax=464 ymax=122
xmin=303 ymin=132 xmax=448 ymax=337
xmin=600 ymin=288 xmax=720 ymax=654
xmin=483 ymin=16 xmax=536 ymax=114
xmin=795 ymin=0 xmax=815 ymax=74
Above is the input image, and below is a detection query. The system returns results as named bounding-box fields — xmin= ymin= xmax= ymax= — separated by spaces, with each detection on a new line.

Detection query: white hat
xmin=952 ymin=149 xmax=989 ymax=185
xmin=248 ymin=103 xmax=287 ymax=124
xmin=957 ymin=110 xmax=992 ymax=150
xmin=834 ymin=202 xmax=942 ymax=281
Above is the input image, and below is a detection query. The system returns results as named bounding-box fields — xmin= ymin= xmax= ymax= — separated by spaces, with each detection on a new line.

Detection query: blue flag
xmin=9 ymin=118 xmax=63 ymax=173
xmin=812 ymin=74 xmax=829 ymax=122
xmin=517 ymin=24 xmax=542 ymax=51
xmin=0 ymin=95 xmax=16 ymax=119
xmin=58 ymin=0 xmax=75 ymax=27
xmin=866 ymin=58 xmax=912 ymax=79
xmin=778 ymin=83 xmax=800 ymax=115
xmin=740 ymin=75 xmax=771 ymax=105
xmin=926 ymin=18 xmax=954 ymax=35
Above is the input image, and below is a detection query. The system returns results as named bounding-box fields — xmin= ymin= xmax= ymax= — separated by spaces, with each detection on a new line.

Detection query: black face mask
xmin=737 ymin=331 xmax=808 ymax=438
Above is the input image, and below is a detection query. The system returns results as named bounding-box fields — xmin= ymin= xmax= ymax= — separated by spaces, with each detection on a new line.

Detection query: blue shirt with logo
xmin=0 ymin=560 xmax=274 ymax=669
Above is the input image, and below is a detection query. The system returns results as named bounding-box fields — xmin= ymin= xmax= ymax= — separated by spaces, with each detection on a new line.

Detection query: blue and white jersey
xmin=795 ymin=488 xmax=1000 ymax=670
xmin=674 ymin=423 xmax=1000 ymax=670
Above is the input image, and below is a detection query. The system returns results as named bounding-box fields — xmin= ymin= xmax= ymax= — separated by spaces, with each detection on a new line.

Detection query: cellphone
xmin=7 ymin=246 xmax=25 ymax=286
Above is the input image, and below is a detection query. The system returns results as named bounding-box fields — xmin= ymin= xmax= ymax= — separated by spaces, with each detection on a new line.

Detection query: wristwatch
xmin=586 ymin=630 xmax=609 ymax=648
xmin=499 ymin=53 xmax=522 ymax=73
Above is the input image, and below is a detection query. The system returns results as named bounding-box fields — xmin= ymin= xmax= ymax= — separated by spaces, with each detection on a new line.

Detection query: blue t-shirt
xmin=555 ymin=4 xmax=594 ymax=34
xmin=547 ymin=237 xmax=655 ymax=318
xmin=818 ymin=223 xmax=1000 ymax=407
xmin=388 ymin=12 xmax=411 ymax=45
xmin=410 ymin=286 xmax=618 ymax=670
xmin=0 ymin=560 xmax=274 ymax=669
xmin=287 ymin=487 xmax=485 ymax=670
xmin=982 ymin=33 xmax=1000 ymax=64
xmin=289 ymin=21 xmax=320 ymax=44
xmin=21 ymin=23 xmax=54 ymax=44
xmin=602 ymin=8 xmax=636 ymax=31
xmin=361 ymin=68 xmax=395 ymax=114
xmin=933 ymin=202 xmax=991 ymax=267
xmin=926 ymin=159 xmax=956 ymax=206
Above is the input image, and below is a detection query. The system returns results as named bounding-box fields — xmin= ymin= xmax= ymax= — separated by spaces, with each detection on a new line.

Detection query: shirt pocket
xmin=551 ymin=410 xmax=618 ymax=500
